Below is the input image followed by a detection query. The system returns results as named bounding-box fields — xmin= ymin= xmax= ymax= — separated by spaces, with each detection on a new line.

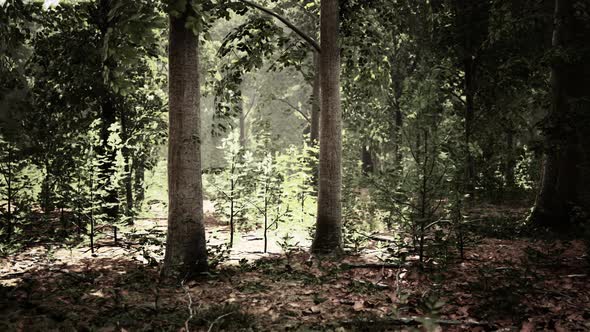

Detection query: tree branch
xmin=276 ymin=98 xmax=311 ymax=123
xmin=238 ymin=0 xmax=321 ymax=53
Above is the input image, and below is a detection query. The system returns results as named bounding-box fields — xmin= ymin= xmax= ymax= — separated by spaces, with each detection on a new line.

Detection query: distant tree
xmin=312 ymin=0 xmax=342 ymax=254
xmin=212 ymin=131 xmax=252 ymax=247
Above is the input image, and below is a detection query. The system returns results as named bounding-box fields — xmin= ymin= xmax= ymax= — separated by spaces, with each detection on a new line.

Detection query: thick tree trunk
xmin=312 ymin=0 xmax=342 ymax=254
xmin=530 ymin=0 xmax=590 ymax=229
xmin=454 ymin=0 xmax=478 ymax=196
xmin=163 ymin=12 xmax=208 ymax=276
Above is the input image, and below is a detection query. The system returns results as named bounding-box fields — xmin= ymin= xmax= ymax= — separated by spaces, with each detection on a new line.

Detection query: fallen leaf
xmin=353 ymin=300 xmax=364 ymax=311
xmin=520 ymin=320 xmax=535 ymax=332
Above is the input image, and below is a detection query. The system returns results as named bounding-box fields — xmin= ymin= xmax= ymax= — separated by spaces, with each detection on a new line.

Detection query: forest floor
xmin=0 ymin=203 xmax=589 ymax=331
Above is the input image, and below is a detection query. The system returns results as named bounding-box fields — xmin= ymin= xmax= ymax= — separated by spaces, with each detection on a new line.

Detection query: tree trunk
xmin=163 ymin=11 xmax=208 ymax=276
xmin=133 ymin=157 xmax=145 ymax=210
xmin=312 ymin=0 xmax=342 ymax=254
xmin=120 ymin=111 xmax=134 ymax=222
xmin=98 ymin=95 xmax=119 ymax=222
xmin=97 ymin=0 xmax=119 ymax=223
xmin=390 ymin=65 xmax=404 ymax=170
xmin=463 ymin=55 xmax=476 ymax=195
xmin=5 ymin=148 xmax=13 ymax=241
xmin=361 ymin=144 xmax=374 ymax=175
xmin=530 ymin=0 xmax=590 ymax=229
xmin=239 ymin=100 xmax=246 ymax=148
xmin=504 ymin=129 xmax=515 ymax=190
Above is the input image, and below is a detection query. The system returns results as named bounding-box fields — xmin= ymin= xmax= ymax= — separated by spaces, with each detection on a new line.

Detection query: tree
xmin=162 ymin=2 xmax=208 ymax=276
xmin=529 ymin=0 xmax=590 ymax=229
xmin=312 ymin=0 xmax=342 ymax=254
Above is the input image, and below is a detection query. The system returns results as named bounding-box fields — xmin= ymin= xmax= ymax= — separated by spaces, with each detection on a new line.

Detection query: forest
xmin=0 ymin=0 xmax=589 ymax=330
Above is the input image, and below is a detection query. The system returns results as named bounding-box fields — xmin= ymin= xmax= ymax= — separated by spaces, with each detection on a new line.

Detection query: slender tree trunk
xmin=390 ymin=66 xmax=404 ymax=170
xmin=264 ymin=196 xmax=268 ymax=253
xmin=42 ymin=160 xmax=53 ymax=214
xmin=395 ymin=109 xmax=403 ymax=167
xmin=239 ymin=101 xmax=246 ymax=148
xmin=229 ymin=163 xmax=235 ymax=248
xmin=163 ymin=11 xmax=208 ymax=276
xmin=120 ymin=112 xmax=134 ymax=222
xmin=361 ymin=144 xmax=374 ymax=175
xmin=504 ymin=129 xmax=515 ymax=190
xmin=133 ymin=157 xmax=145 ymax=210
xmin=312 ymin=0 xmax=342 ymax=254
xmin=463 ymin=56 xmax=476 ymax=195
xmin=530 ymin=0 xmax=590 ymax=229
xmin=6 ymin=149 xmax=13 ymax=241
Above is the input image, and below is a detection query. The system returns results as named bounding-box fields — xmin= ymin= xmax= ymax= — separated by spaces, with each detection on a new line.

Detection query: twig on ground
xmin=207 ymin=312 xmax=235 ymax=332
xmin=181 ymin=279 xmax=194 ymax=331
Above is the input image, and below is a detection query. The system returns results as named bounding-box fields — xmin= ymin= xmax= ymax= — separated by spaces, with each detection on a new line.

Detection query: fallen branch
xmin=341 ymin=263 xmax=402 ymax=269
xmin=341 ymin=316 xmax=492 ymax=328
xmin=368 ymin=234 xmax=398 ymax=243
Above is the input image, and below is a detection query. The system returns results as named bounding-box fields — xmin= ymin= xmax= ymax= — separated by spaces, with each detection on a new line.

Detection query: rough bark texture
xmin=163 ymin=13 xmax=208 ymax=276
xmin=530 ymin=0 xmax=590 ymax=229
xmin=312 ymin=0 xmax=342 ymax=254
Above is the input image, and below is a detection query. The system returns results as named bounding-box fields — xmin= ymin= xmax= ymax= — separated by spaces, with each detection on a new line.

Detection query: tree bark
xmin=530 ymin=0 xmax=590 ymax=229
xmin=97 ymin=0 xmax=119 ymax=223
xmin=133 ymin=156 xmax=145 ymax=210
xmin=312 ymin=0 xmax=342 ymax=254
xmin=463 ymin=55 xmax=476 ymax=195
xmin=163 ymin=11 xmax=208 ymax=276
xmin=361 ymin=144 xmax=374 ymax=175
xmin=120 ymin=111 xmax=134 ymax=222
xmin=504 ymin=129 xmax=516 ymax=189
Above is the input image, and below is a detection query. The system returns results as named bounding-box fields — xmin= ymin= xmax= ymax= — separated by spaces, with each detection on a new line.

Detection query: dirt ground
xmin=1 ymin=205 xmax=589 ymax=331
